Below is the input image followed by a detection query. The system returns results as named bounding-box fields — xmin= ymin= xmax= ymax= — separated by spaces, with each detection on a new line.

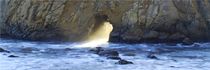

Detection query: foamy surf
xmin=1 ymin=38 xmax=210 ymax=70
xmin=72 ymin=39 xmax=109 ymax=48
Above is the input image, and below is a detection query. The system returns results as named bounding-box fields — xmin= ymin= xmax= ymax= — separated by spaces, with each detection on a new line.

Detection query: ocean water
xmin=0 ymin=38 xmax=210 ymax=70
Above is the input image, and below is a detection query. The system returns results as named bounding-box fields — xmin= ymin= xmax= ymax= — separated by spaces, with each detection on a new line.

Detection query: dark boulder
xmin=98 ymin=50 xmax=119 ymax=56
xmin=0 ymin=47 xmax=10 ymax=53
xmin=115 ymin=59 xmax=133 ymax=65
xmin=89 ymin=47 xmax=105 ymax=54
xmin=8 ymin=55 xmax=19 ymax=58
xmin=92 ymin=47 xmax=121 ymax=60
xmin=0 ymin=48 xmax=5 ymax=52
xmin=64 ymin=48 xmax=73 ymax=51
xmin=147 ymin=53 xmax=159 ymax=59
xmin=98 ymin=50 xmax=121 ymax=60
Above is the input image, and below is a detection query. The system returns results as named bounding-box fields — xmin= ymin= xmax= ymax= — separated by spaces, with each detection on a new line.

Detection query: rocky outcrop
xmin=0 ymin=0 xmax=210 ymax=43
xmin=0 ymin=0 xmax=8 ymax=36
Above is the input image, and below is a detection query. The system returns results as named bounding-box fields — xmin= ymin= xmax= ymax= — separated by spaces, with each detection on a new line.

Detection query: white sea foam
xmin=1 ymin=38 xmax=210 ymax=70
xmin=72 ymin=39 xmax=109 ymax=48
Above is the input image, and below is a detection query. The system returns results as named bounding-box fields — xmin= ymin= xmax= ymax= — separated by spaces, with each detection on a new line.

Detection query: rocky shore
xmin=1 ymin=38 xmax=210 ymax=70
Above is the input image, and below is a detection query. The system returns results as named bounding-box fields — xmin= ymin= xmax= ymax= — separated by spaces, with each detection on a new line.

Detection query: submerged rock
xmin=64 ymin=48 xmax=73 ymax=51
xmin=98 ymin=50 xmax=119 ymax=56
xmin=8 ymin=55 xmax=19 ymax=58
xmin=43 ymin=48 xmax=68 ymax=54
xmin=92 ymin=48 xmax=121 ymax=60
xmin=89 ymin=47 xmax=105 ymax=54
xmin=107 ymin=56 xmax=121 ymax=60
xmin=21 ymin=47 xmax=39 ymax=53
xmin=0 ymin=47 xmax=10 ymax=53
xmin=98 ymin=50 xmax=121 ymax=60
xmin=123 ymin=52 xmax=136 ymax=56
xmin=115 ymin=59 xmax=133 ymax=65
xmin=147 ymin=53 xmax=158 ymax=59
xmin=0 ymin=47 xmax=5 ymax=52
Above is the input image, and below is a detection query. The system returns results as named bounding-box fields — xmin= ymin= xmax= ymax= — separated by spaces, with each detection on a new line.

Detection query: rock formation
xmin=0 ymin=0 xmax=210 ymax=43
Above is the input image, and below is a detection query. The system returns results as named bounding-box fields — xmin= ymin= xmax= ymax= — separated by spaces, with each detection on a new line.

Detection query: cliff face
xmin=0 ymin=0 xmax=210 ymax=42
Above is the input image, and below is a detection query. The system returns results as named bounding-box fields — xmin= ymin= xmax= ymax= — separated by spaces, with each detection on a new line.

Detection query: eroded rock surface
xmin=1 ymin=0 xmax=210 ymax=42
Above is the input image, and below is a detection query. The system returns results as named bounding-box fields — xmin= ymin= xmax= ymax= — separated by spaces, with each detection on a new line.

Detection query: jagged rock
xmin=90 ymin=47 xmax=104 ymax=54
xmin=0 ymin=47 xmax=10 ymax=53
xmin=97 ymin=49 xmax=121 ymax=60
xmin=147 ymin=53 xmax=158 ymax=59
xmin=115 ymin=59 xmax=133 ymax=65
xmin=90 ymin=47 xmax=121 ymax=60
xmin=98 ymin=50 xmax=119 ymax=56
xmin=0 ymin=47 xmax=5 ymax=52
xmin=1 ymin=0 xmax=210 ymax=42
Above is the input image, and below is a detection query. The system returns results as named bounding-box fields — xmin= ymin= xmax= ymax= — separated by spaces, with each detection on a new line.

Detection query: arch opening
xmin=73 ymin=14 xmax=113 ymax=48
